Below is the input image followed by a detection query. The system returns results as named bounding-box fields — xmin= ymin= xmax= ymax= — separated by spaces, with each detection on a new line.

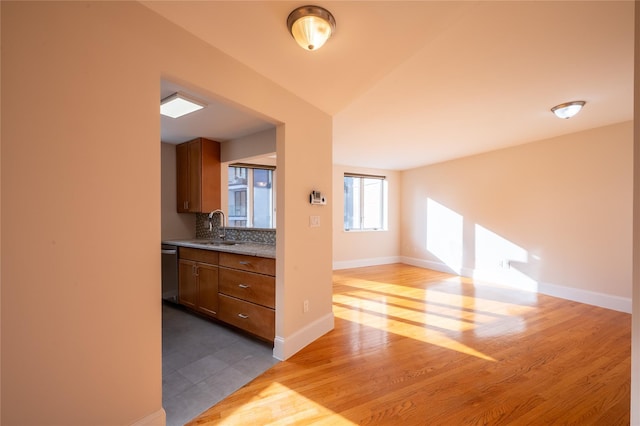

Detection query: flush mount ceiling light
xmin=287 ymin=5 xmax=336 ymax=51
xmin=160 ymin=92 xmax=206 ymax=118
xmin=551 ymin=101 xmax=586 ymax=119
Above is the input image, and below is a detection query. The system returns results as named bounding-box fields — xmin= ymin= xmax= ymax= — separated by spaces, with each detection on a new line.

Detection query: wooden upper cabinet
xmin=176 ymin=137 xmax=221 ymax=213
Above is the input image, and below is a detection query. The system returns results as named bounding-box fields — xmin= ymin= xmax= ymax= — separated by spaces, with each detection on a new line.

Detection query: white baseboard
xmin=333 ymin=256 xmax=401 ymax=270
xmin=400 ymin=256 xmax=632 ymax=314
xmin=401 ymin=256 xmax=458 ymax=273
xmin=537 ymin=281 xmax=631 ymax=313
xmin=273 ymin=312 xmax=334 ymax=361
xmin=131 ymin=408 xmax=166 ymax=426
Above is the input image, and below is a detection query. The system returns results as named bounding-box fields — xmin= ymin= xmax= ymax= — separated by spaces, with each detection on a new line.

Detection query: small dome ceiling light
xmin=287 ymin=5 xmax=336 ymax=51
xmin=551 ymin=101 xmax=586 ymax=119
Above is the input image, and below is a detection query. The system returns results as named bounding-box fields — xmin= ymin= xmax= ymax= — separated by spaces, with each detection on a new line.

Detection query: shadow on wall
xmin=425 ymin=197 xmax=541 ymax=292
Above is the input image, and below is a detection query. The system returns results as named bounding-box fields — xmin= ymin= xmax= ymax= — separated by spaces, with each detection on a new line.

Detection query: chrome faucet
xmin=208 ymin=209 xmax=226 ymax=240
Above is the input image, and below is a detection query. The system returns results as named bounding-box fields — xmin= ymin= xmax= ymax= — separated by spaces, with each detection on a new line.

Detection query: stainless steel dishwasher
xmin=161 ymin=244 xmax=179 ymax=303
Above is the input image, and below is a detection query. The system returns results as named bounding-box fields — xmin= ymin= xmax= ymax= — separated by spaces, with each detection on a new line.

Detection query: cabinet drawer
xmin=219 ymin=252 xmax=275 ymax=275
xmin=179 ymin=247 xmax=219 ymax=265
xmin=219 ymin=268 xmax=275 ymax=309
xmin=218 ymin=294 xmax=275 ymax=341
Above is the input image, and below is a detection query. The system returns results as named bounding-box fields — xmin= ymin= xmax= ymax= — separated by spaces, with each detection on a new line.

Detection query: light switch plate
xmin=309 ymin=215 xmax=320 ymax=227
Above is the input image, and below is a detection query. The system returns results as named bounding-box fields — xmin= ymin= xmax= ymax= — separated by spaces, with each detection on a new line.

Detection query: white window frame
xmin=343 ymin=173 xmax=388 ymax=232
xmin=228 ymin=164 xmax=276 ymax=228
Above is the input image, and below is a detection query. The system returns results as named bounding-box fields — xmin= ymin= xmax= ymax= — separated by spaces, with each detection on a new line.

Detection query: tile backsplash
xmin=195 ymin=213 xmax=276 ymax=245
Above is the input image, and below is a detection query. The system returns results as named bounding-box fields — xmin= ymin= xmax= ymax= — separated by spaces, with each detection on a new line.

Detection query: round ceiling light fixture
xmin=287 ymin=5 xmax=336 ymax=51
xmin=551 ymin=101 xmax=586 ymax=119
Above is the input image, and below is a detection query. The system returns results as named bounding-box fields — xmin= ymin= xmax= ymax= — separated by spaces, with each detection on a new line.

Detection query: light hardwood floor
xmin=189 ymin=264 xmax=631 ymax=425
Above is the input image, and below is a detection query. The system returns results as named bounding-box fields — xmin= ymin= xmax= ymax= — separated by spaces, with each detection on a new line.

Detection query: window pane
xmin=234 ymin=190 xmax=247 ymax=216
xmin=344 ymin=175 xmax=387 ymax=231
xmin=344 ymin=176 xmax=361 ymax=230
xmin=253 ymin=169 xmax=273 ymax=228
xmin=228 ymin=167 xmax=248 ymax=226
xmin=362 ymin=178 xmax=383 ymax=229
xmin=227 ymin=166 xmax=275 ymax=228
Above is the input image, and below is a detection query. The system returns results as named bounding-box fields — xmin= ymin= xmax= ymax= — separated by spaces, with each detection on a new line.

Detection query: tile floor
xmin=162 ymin=302 xmax=279 ymax=426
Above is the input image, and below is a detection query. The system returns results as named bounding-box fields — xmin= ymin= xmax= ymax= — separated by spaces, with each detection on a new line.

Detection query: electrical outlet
xmin=303 ymin=300 xmax=309 ymax=313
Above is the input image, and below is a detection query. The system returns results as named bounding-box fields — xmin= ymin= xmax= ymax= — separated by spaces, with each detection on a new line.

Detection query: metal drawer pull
xmin=238 ymin=284 xmax=250 ymax=289
xmin=238 ymin=313 xmax=249 ymax=319
xmin=239 ymin=261 xmax=250 ymax=265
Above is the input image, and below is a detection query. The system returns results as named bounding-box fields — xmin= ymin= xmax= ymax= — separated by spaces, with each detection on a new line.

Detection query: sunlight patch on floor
xmin=340 ymin=278 xmax=536 ymax=316
xmin=333 ymin=301 xmax=496 ymax=362
xmin=335 ymin=292 xmax=477 ymax=332
xmin=217 ymin=382 xmax=358 ymax=426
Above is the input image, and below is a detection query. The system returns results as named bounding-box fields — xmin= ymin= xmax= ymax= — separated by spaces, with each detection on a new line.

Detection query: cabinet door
xmin=200 ymin=138 xmax=221 ymax=212
xmin=176 ymin=138 xmax=220 ymax=213
xmin=176 ymin=143 xmax=190 ymax=212
xmin=197 ymin=263 xmax=219 ymax=317
xmin=178 ymin=259 xmax=197 ymax=309
xmin=187 ymin=140 xmax=202 ymax=212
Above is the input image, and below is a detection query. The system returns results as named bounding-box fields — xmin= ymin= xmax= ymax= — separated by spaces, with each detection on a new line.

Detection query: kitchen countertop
xmin=163 ymin=239 xmax=276 ymax=259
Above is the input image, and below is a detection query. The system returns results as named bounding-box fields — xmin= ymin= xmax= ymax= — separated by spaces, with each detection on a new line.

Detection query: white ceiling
xmin=147 ymin=1 xmax=634 ymax=171
xmin=160 ymin=80 xmax=274 ymax=144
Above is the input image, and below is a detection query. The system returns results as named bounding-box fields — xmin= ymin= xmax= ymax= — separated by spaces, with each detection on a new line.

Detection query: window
xmin=344 ymin=173 xmax=387 ymax=231
xmin=228 ymin=165 xmax=275 ymax=228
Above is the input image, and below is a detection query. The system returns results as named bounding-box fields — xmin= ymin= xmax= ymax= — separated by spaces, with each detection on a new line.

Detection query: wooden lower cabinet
xmin=218 ymin=294 xmax=275 ymax=341
xmin=193 ymin=263 xmax=219 ymax=317
xmin=218 ymin=268 xmax=275 ymax=309
xmin=178 ymin=247 xmax=276 ymax=342
xmin=219 ymin=252 xmax=275 ymax=276
xmin=218 ymin=253 xmax=276 ymax=342
xmin=178 ymin=259 xmax=198 ymax=310
xmin=178 ymin=248 xmax=219 ymax=318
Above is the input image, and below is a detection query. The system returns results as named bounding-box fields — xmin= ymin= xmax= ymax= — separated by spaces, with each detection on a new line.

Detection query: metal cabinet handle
xmin=238 ymin=313 xmax=249 ymax=319
xmin=192 ymin=265 xmax=198 ymax=276
xmin=161 ymin=249 xmax=177 ymax=255
xmin=238 ymin=284 xmax=250 ymax=289
xmin=239 ymin=261 xmax=250 ymax=265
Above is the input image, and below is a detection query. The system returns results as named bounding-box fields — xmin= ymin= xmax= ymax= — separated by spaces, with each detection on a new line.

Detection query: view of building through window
xmin=228 ymin=165 xmax=275 ymax=228
xmin=344 ymin=174 xmax=387 ymax=231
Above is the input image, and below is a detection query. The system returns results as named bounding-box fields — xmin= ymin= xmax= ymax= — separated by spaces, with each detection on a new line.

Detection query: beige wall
xmin=0 ymin=2 xmax=3 ymax=420
xmin=631 ymin=1 xmax=639 ymax=421
xmin=161 ymin=143 xmax=196 ymax=240
xmin=332 ymin=165 xmax=401 ymax=269
xmin=401 ymin=122 xmax=633 ymax=312
xmin=220 ymin=128 xmax=277 ymax=216
xmin=1 ymin=2 xmax=332 ymax=425
xmin=221 ymin=127 xmax=276 ymax=163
